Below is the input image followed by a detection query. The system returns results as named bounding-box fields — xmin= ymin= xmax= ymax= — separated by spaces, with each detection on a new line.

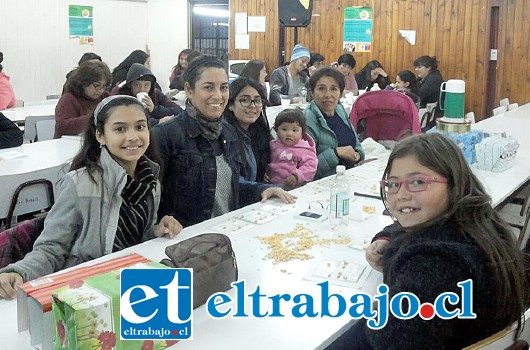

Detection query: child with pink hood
xmin=269 ymin=108 xmax=318 ymax=190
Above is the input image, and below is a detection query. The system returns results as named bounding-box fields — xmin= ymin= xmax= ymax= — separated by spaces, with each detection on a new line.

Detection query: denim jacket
xmin=153 ymin=111 xmax=266 ymax=227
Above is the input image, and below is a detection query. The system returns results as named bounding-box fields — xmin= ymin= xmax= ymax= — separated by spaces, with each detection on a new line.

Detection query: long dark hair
xmin=357 ymin=60 xmax=385 ymax=82
xmin=307 ymin=67 xmax=345 ymax=96
xmin=70 ymin=96 xmax=161 ymax=183
xmin=183 ymin=56 xmax=227 ymax=89
xmin=224 ymin=77 xmax=271 ymax=181
xmin=413 ymin=55 xmax=439 ymax=70
xmin=381 ymin=133 xmax=528 ymax=329
xmin=396 ymin=70 xmax=419 ymax=95
xmin=111 ymin=50 xmax=149 ymax=87
xmin=171 ymin=49 xmax=195 ymax=77
xmin=240 ymin=60 xmax=266 ymax=83
xmin=65 ymin=61 xmax=111 ymax=97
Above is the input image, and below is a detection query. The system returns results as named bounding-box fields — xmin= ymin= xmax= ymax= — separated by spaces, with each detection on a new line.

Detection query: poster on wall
xmin=343 ymin=7 xmax=372 ymax=52
xmin=69 ymin=5 xmax=94 ymax=40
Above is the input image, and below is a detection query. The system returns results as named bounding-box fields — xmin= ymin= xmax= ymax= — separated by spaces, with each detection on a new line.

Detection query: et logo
xmin=120 ymin=268 xmax=192 ymax=340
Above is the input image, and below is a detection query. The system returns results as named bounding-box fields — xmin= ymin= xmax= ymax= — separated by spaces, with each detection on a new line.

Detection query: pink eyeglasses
xmin=380 ymin=175 xmax=448 ymax=194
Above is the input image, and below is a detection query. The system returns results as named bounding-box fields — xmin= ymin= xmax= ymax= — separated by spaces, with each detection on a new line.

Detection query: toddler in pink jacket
xmin=269 ymin=109 xmax=318 ymax=189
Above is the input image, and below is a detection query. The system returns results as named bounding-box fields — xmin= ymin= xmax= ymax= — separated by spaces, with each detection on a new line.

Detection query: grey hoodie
xmin=0 ymin=148 xmax=161 ymax=282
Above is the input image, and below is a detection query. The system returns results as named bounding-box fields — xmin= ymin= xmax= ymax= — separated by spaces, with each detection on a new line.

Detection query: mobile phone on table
xmin=296 ymin=211 xmax=327 ymax=222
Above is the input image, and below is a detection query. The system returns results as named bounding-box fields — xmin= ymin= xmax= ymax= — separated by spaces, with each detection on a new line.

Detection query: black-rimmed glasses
xmin=238 ymin=97 xmax=263 ymax=107
xmin=91 ymin=82 xmax=111 ymax=91
xmin=380 ymin=175 xmax=448 ymax=194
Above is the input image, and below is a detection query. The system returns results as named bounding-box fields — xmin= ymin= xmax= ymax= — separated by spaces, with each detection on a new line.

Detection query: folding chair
xmin=349 ymin=90 xmax=420 ymax=141
xmin=24 ymin=115 xmax=55 ymax=142
xmin=36 ymin=119 xmax=56 ymax=141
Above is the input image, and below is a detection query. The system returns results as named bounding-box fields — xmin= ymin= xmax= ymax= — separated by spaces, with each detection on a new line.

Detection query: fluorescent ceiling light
xmin=193 ymin=7 xmax=229 ymax=18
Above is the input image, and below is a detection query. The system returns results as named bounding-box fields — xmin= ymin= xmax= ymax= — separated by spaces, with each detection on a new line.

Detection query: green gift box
xmin=51 ymin=262 xmax=178 ymax=350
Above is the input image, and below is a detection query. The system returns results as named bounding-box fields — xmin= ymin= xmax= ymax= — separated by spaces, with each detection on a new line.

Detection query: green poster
xmin=69 ymin=5 xmax=93 ymax=38
xmin=343 ymin=7 xmax=372 ymax=52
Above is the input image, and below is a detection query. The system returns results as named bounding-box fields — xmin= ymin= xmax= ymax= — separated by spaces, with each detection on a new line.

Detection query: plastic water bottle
xmin=298 ymin=83 xmax=307 ymax=102
xmin=329 ymin=165 xmax=350 ymax=238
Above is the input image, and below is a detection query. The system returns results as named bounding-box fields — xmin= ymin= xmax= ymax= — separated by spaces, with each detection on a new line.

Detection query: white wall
xmin=0 ymin=0 xmax=188 ymax=103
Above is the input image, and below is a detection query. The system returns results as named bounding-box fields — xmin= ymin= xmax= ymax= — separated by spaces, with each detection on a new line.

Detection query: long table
xmin=1 ymin=102 xmax=58 ymax=124
xmin=472 ymin=103 xmax=530 ymax=207
xmin=0 ymin=105 xmax=529 ymax=349
xmin=0 ymin=137 xmax=82 ymax=220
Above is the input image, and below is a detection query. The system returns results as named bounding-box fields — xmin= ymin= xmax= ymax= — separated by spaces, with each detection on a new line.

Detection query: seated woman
xmin=62 ymin=52 xmax=102 ymax=95
xmin=239 ymin=60 xmax=269 ymax=102
xmin=331 ymin=133 xmax=528 ymax=349
xmin=111 ymin=49 xmax=151 ymax=89
xmin=336 ymin=53 xmax=359 ymax=96
xmin=55 ymin=60 xmax=111 ymax=138
xmin=113 ymin=63 xmax=182 ymax=125
xmin=0 ymin=95 xmax=182 ymax=299
xmin=223 ymin=77 xmax=272 ymax=184
xmin=0 ymin=51 xmax=16 ymax=110
xmin=354 ymin=60 xmax=391 ymax=91
xmin=169 ymin=49 xmax=202 ymax=91
xmin=305 ymin=67 xmax=365 ymax=180
xmin=0 ymin=112 xmax=23 ymax=149
xmin=413 ymin=55 xmax=444 ymax=107
xmin=153 ymin=56 xmax=295 ymax=228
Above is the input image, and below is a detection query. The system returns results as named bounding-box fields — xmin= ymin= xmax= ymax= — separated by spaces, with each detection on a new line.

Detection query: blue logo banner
xmin=120 ymin=268 xmax=192 ymax=340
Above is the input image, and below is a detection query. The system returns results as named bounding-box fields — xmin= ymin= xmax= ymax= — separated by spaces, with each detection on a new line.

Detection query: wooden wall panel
xmin=230 ymin=0 xmax=529 ymax=121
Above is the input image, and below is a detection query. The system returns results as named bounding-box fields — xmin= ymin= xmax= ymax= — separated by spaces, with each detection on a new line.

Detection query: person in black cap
xmin=113 ymin=63 xmax=182 ymax=125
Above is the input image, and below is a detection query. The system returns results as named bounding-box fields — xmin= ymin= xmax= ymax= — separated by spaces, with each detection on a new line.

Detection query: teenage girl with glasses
xmin=330 ymin=133 xmax=528 ymax=349
xmin=224 ymin=77 xmax=272 ymax=186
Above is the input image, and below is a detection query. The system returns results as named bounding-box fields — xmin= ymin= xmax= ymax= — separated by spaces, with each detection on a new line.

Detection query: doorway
xmin=190 ymin=0 xmax=229 ymax=61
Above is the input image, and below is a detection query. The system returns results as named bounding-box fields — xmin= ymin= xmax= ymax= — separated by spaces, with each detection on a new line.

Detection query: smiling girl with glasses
xmin=332 ymin=133 xmax=528 ymax=349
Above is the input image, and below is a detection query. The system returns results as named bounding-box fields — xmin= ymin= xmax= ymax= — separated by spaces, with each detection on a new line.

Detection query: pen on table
xmin=354 ymin=192 xmax=381 ymax=200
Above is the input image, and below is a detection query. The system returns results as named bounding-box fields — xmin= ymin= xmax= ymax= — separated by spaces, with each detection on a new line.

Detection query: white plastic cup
xmin=136 ymin=92 xmax=148 ymax=104
xmin=281 ymin=97 xmax=291 ymax=107
xmin=358 ymin=89 xmax=366 ymax=96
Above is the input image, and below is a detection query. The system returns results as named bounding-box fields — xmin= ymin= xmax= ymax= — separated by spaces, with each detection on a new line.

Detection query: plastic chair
xmin=493 ymin=106 xmax=507 ymax=116
xmin=36 ymin=119 xmax=56 ymax=141
xmin=24 ymin=115 xmax=55 ymax=142
xmin=466 ymin=111 xmax=476 ymax=124
xmin=1 ymin=179 xmax=55 ymax=229
xmin=500 ymin=98 xmax=510 ymax=110
xmin=349 ymin=90 xmax=420 ymax=142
